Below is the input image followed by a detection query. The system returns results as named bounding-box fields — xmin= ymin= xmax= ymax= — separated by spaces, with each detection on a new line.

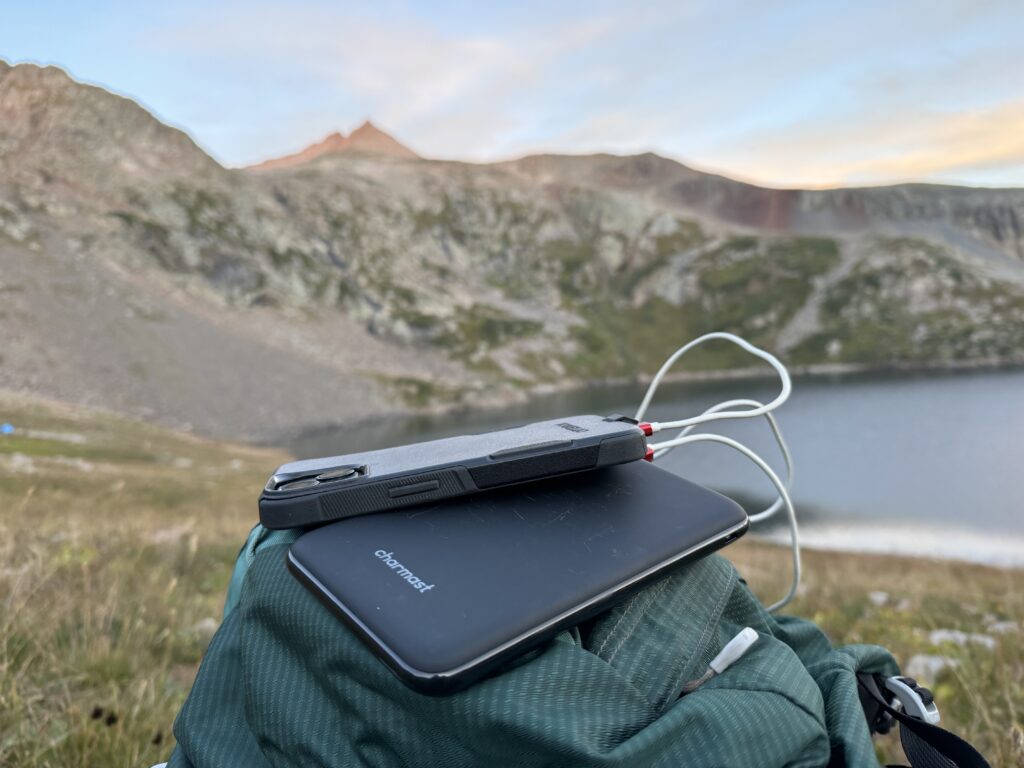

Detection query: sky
xmin=2 ymin=0 xmax=1023 ymax=188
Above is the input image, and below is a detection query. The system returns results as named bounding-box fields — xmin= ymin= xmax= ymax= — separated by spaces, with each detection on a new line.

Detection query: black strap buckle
xmin=856 ymin=673 xmax=990 ymax=768
xmin=884 ymin=676 xmax=940 ymax=725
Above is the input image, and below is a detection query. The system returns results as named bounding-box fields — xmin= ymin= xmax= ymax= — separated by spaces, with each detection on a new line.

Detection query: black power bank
xmin=262 ymin=414 xmax=648 ymax=529
xmin=287 ymin=461 xmax=748 ymax=695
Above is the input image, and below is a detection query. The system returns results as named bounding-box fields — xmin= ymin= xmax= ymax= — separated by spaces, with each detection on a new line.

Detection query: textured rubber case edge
xmin=285 ymin=514 xmax=748 ymax=695
xmin=260 ymin=430 xmax=647 ymax=530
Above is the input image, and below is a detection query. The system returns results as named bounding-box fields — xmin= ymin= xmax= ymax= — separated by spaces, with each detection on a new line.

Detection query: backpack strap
xmin=856 ymin=674 xmax=990 ymax=768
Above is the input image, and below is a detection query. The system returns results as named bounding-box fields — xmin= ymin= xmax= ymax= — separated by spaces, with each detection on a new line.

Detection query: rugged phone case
xmin=260 ymin=414 xmax=648 ymax=529
xmin=287 ymin=460 xmax=749 ymax=695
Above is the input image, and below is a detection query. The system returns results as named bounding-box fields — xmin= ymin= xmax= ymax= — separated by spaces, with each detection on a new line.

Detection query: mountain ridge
xmin=2 ymin=59 xmax=1024 ymax=438
xmin=4 ymin=59 xmax=1022 ymax=196
xmin=0 ymin=60 xmax=220 ymax=186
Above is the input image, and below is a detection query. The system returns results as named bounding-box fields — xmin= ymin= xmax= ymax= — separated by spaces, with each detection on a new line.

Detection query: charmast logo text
xmin=374 ymin=550 xmax=435 ymax=593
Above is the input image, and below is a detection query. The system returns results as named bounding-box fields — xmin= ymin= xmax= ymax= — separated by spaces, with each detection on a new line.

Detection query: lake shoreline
xmin=531 ymin=356 xmax=1024 ymax=398
xmin=272 ymin=357 xmax=1024 ymax=448
xmin=754 ymin=527 xmax=1024 ymax=571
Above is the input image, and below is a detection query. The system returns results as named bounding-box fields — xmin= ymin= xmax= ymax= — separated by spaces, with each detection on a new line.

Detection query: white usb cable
xmin=636 ymin=332 xmax=792 ymax=431
xmin=648 ymin=397 xmax=793 ymax=524
xmin=635 ymin=332 xmax=801 ymax=611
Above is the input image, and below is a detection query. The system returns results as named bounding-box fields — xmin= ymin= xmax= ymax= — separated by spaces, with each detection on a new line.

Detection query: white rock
xmin=147 ymin=523 xmax=194 ymax=544
xmin=53 ymin=456 xmax=95 ymax=472
xmin=905 ymin=654 xmax=959 ymax=683
xmin=1 ymin=452 xmax=36 ymax=473
xmin=984 ymin=620 xmax=1019 ymax=635
xmin=928 ymin=629 xmax=996 ymax=650
xmin=24 ymin=429 xmax=87 ymax=444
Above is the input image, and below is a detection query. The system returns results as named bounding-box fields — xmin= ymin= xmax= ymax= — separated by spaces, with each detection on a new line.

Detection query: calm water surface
xmin=286 ymin=368 xmax=1024 ymax=564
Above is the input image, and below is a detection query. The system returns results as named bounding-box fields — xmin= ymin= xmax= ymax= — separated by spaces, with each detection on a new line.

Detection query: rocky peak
xmin=250 ymin=121 xmax=418 ymax=170
xmin=350 ymin=120 xmax=380 ymax=138
xmin=346 ymin=120 xmax=418 ymax=158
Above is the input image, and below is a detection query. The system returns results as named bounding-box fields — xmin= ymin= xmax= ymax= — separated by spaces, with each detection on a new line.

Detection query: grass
xmin=364 ymin=373 xmax=472 ymax=408
xmin=691 ymin=235 xmax=840 ymax=342
xmin=0 ymin=392 xmax=1021 ymax=767
xmin=556 ymin=235 xmax=843 ymax=381
xmin=0 ymin=392 xmax=288 ymax=767
xmin=432 ymin=304 xmax=544 ymax=361
xmin=617 ymin=219 xmax=708 ymax=297
xmin=790 ymin=237 xmax=1024 ymax=367
xmin=735 ymin=542 xmax=1024 ymax=765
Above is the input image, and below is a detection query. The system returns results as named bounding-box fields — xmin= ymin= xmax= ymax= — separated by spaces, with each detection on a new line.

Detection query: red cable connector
xmin=640 ymin=422 xmax=655 ymax=460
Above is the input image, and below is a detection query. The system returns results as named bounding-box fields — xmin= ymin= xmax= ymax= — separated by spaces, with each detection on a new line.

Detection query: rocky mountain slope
xmin=2 ymin=59 xmax=1024 ymax=438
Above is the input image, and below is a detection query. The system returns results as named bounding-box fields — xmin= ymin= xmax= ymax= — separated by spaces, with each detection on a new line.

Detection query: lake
xmin=286 ymin=367 xmax=1024 ymax=566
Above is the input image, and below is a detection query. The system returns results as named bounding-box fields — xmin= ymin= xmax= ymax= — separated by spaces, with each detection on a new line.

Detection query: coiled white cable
xmin=636 ymin=332 xmax=792 ymax=431
xmin=652 ymin=398 xmax=793 ymax=524
xmin=634 ymin=332 xmax=801 ymax=611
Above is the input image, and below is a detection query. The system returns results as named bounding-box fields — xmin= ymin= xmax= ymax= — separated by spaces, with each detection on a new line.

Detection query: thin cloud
xmin=128 ymin=0 xmax=1024 ymax=186
xmin=702 ymin=100 xmax=1024 ymax=188
xmin=153 ymin=3 xmax=624 ymax=162
xmin=839 ymin=103 xmax=1024 ymax=184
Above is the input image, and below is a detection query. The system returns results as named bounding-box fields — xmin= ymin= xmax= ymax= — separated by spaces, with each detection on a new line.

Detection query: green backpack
xmin=165 ymin=525 xmax=987 ymax=768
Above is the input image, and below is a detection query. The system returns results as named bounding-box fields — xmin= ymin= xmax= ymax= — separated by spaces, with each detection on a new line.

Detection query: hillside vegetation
xmin=0 ymin=393 xmax=1021 ymax=767
xmin=3 ymin=60 xmax=1024 ymax=438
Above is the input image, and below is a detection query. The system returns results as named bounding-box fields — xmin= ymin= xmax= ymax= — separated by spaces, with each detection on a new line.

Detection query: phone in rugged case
xmin=287 ymin=460 xmax=748 ymax=695
xmin=260 ymin=414 xmax=648 ymax=529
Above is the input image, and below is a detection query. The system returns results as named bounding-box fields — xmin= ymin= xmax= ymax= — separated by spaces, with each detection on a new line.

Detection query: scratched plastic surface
xmin=289 ymin=461 xmax=747 ymax=681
